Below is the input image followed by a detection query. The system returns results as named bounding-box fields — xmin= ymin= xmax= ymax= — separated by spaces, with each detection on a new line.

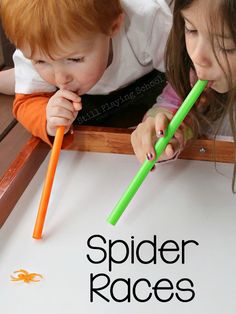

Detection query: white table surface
xmin=0 ymin=151 xmax=235 ymax=314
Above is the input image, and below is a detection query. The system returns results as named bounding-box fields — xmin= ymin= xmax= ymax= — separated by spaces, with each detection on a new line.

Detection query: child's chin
xmin=211 ymin=83 xmax=229 ymax=94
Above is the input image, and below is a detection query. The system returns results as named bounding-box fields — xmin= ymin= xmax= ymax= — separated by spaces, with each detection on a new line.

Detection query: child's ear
xmin=110 ymin=13 xmax=125 ymax=37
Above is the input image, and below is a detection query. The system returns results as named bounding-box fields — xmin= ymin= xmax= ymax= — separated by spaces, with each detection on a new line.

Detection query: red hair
xmin=1 ymin=0 xmax=123 ymax=56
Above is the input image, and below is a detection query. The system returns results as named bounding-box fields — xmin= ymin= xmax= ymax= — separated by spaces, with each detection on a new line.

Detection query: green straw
xmin=107 ymin=79 xmax=208 ymax=225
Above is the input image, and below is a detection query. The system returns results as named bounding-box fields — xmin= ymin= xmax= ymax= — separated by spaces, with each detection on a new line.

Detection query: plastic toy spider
xmin=11 ymin=269 xmax=43 ymax=283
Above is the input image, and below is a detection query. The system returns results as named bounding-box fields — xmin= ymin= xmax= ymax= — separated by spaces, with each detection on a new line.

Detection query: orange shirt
xmin=13 ymin=93 xmax=73 ymax=147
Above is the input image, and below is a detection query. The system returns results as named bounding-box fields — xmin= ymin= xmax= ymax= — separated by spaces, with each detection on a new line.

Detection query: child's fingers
xmin=49 ymin=106 xmax=75 ymax=122
xmin=153 ymin=112 xmax=185 ymax=162
xmin=49 ymin=116 xmax=72 ymax=128
xmin=131 ymin=118 xmax=156 ymax=164
xmin=165 ymin=141 xmax=178 ymax=159
xmin=140 ymin=121 xmax=158 ymax=162
xmin=131 ymin=129 xmax=147 ymax=164
xmin=47 ymin=107 xmax=78 ymax=134
xmin=132 ymin=145 xmax=146 ymax=164
xmin=131 ymin=114 xmax=184 ymax=165
xmin=154 ymin=112 xmax=170 ymax=137
xmin=54 ymin=91 xmax=82 ymax=112
xmin=50 ymin=96 xmax=78 ymax=112
xmin=72 ymin=110 xmax=79 ymax=120
xmin=72 ymin=100 xmax=82 ymax=111
xmin=131 ymin=132 xmax=151 ymax=164
xmin=174 ymin=129 xmax=185 ymax=150
xmin=57 ymin=89 xmax=81 ymax=104
xmin=158 ymin=138 xmax=181 ymax=162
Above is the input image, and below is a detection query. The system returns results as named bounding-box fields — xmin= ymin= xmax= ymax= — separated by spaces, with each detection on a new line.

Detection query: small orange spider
xmin=11 ymin=269 xmax=43 ymax=283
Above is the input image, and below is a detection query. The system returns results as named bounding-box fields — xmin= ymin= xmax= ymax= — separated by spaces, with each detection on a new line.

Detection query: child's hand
xmin=131 ymin=112 xmax=185 ymax=165
xmin=46 ymin=89 xmax=82 ymax=136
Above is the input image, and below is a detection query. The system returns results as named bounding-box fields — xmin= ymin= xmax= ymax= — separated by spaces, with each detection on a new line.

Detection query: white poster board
xmin=0 ymin=151 xmax=235 ymax=313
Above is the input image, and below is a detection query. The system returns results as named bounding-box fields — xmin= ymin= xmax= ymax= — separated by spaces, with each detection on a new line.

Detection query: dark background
xmin=0 ymin=24 xmax=14 ymax=68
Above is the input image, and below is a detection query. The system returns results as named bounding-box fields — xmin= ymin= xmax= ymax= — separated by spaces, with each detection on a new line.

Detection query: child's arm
xmin=13 ymin=93 xmax=55 ymax=145
xmin=13 ymin=91 xmax=82 ymax=146
xmin=0 ymin=68 xmax=15 ymax=95
xmin=12 ymin=50 xmax=82 ymax=145
xmin=131 ymin=83 xmax=196 ymax=164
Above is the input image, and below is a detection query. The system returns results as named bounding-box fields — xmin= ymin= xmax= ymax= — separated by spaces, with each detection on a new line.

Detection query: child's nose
xmin=190 ymin=40 xmax=212 ymax=71
xmin=54 ymin=70 xmax=72 ymax=88
xmin=190 ymin=44 xmax=213 ymax=79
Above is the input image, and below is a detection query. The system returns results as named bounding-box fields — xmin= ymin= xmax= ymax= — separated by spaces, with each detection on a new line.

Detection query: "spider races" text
xmin=86 ymin=234 xmax=199 ymax=303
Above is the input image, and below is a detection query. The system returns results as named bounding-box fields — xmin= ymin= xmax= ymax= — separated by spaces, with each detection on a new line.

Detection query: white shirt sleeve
xmin=123 ymin=0 xmax=172 ymax=72
xmin=148 ymin=0 xmax=172 ymax=71
xmin=13 ymin=49 xmax=56 ymax=94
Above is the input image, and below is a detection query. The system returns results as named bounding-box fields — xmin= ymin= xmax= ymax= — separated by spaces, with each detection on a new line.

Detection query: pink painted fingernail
xmin=146 ymin=153 xmax=154 ymax=161
xmin=157 ymin=130 xmax=164 ymax=137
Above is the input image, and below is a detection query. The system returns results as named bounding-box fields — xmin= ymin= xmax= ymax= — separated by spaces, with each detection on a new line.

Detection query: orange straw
xmin=33 ymin=126 xmax=65 ymax=239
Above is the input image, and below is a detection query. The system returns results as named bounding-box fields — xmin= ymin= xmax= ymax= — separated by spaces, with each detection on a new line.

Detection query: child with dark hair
xmin=131 ymin=0 xmax=236 ymax=190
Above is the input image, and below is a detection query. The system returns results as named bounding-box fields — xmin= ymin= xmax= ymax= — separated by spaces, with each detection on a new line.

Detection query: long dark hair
xmin=165 ymin=0 xmax=236 ymax=192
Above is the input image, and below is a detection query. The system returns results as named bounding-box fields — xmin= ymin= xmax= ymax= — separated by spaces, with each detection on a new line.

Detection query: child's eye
xmin=67 ymin=57 xmax=85 ymax=63
xmin=34 ymin=60 xmax=45 ymax=65
xmin=219 ymin=46 xmax=236 ymax=55
xmin=184 ymin=25 xmax=197 ymax=34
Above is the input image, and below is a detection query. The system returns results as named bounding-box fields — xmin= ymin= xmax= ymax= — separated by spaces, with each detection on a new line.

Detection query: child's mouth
xmin=206 ymin=80 xmax=214 ymax=89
